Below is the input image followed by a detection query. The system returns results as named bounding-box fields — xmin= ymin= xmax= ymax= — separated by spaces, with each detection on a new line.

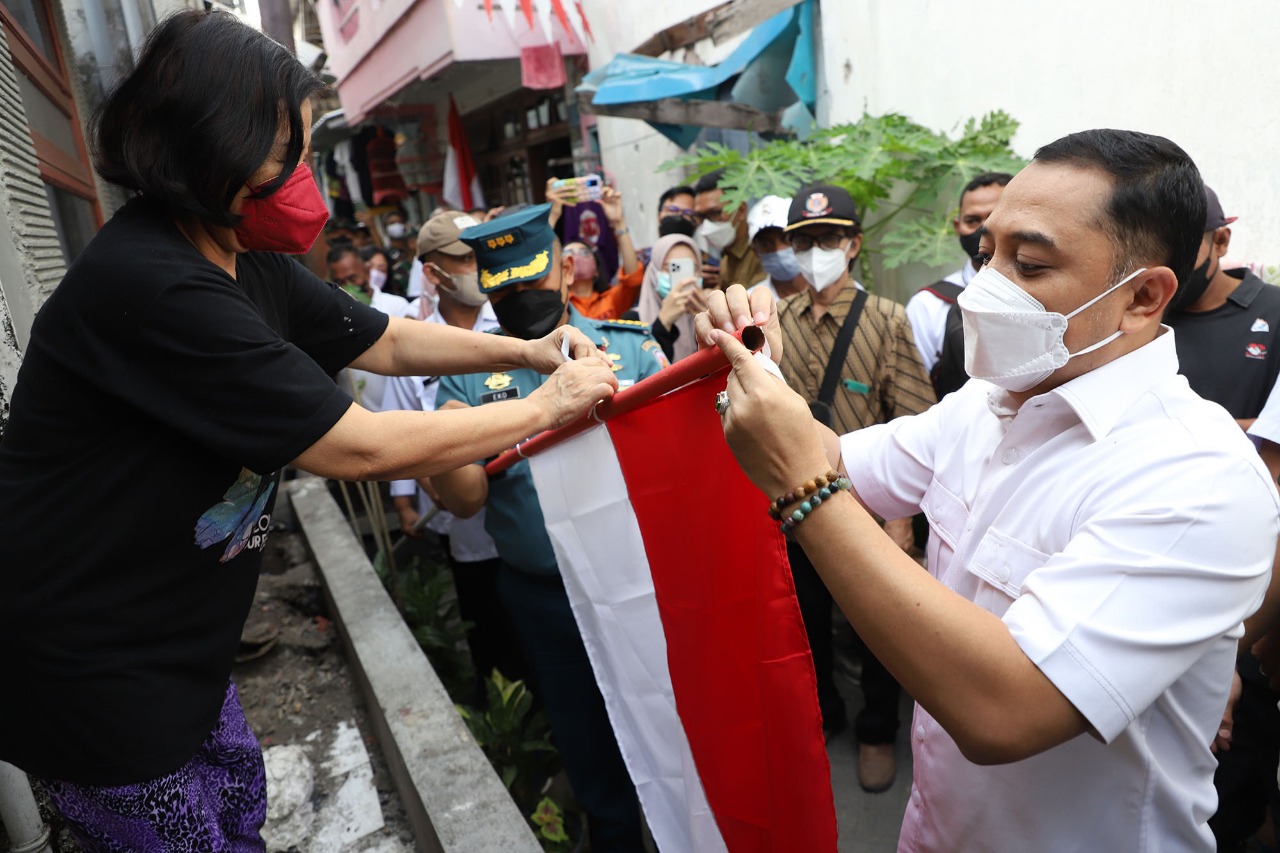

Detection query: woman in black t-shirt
xmin=0 ymin=9 xmax=618 ymax=849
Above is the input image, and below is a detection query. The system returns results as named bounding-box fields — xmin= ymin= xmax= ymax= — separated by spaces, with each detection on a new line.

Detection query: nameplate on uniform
xmin=480 ymin=387 xmax=522 ymax=404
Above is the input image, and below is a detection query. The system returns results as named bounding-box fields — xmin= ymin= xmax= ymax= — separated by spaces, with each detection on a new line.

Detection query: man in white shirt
xmin=700 ymin=128 xmax=1277 ymax=851
xmin=904 ymin=172 xmax=1011 ymax=379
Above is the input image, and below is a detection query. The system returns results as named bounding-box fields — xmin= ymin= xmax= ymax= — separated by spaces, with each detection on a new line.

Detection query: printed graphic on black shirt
xmin=194 ymin=467 xmax=276 ymax=562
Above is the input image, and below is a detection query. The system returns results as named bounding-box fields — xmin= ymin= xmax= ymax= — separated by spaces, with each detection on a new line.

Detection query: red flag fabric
xmin=442 ymin=97 xmax=483 ymax=211
xmin=520 ymin=43 xmax=566 ymax=90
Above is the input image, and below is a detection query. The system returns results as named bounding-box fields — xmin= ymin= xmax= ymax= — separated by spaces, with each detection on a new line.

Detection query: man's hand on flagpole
xmin=524 ymin=327 xmax=611 ymax=374
xmin=696 ymin=284 xmax=782 ymax=363
xmin=527 ymin=358 xmax=620 ymax=429
xmin=710 ymin=329 xmax=828 ymax=497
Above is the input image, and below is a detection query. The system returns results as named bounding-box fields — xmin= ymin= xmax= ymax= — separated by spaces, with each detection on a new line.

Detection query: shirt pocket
xmin=967 ymin=528 xmax=1052 ymax=599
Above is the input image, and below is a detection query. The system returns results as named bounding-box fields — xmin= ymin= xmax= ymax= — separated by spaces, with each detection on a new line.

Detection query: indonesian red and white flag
xmin=519 ymin=361 xmax=837 ymax=852
xmin=442 ymin=96 xmax=484 ymax=211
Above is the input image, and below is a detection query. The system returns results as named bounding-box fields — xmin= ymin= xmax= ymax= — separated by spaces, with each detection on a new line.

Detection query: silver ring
xmin=715 ymin=390 xmax=730 ymax=416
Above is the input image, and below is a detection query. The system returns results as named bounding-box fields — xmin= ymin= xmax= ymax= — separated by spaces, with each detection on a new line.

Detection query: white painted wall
xmin=819 ymin=0 xmax=1280 ymax=267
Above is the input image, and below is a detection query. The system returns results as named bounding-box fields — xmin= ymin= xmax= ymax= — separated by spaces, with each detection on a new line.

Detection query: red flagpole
xmin=485 ymin=327 xmax=764 ymax=476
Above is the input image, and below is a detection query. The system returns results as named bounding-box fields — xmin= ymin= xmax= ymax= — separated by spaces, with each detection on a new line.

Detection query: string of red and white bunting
xmin=454 ymin=0 xmax=593 ymax=47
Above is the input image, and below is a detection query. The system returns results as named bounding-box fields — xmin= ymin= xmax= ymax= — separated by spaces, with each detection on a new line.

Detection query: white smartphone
xmin=667 ymin=257 xmax=696 ymax=285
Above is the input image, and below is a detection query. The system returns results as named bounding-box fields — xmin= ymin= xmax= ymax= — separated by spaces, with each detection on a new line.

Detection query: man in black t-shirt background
xmin=1167 ymin=186 xmax=1280 ymax=424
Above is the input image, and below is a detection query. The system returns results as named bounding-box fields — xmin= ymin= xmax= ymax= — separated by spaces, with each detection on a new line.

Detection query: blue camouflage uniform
xmin=435 ymin=204 xmax=664 ymax=852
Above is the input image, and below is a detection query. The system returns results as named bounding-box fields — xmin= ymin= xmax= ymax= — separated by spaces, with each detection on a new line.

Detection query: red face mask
xmin=234 ymin=162 xmax=329 ymax=254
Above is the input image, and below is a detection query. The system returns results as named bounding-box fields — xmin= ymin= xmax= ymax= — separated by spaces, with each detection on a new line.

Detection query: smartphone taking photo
xmin=667 ymin=257 xmax=695 ymax=285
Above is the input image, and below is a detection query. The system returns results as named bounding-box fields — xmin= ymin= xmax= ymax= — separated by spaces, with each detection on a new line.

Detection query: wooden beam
xmin=630 ymin=0 xmax=805 ymax=56
xmin=580 ymin=94 xmax=784 ymax=135
xmin=707 ymin=0 xmax=806 ymax=45
xmin=631 ymin=16 xmax=712 ymax=57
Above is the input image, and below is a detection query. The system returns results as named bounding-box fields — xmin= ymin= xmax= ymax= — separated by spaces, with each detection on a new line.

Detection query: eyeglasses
xmin=693 ymin=207 xmax=732 ymax=225
xmin=789 ymin=232 xmax=849 ymax=252
xmin=662 ymin=205 xmax=696 ymax=218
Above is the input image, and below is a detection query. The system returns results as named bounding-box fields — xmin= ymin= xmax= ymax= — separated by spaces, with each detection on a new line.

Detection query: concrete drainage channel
xmin=286 ymin=477 xmax=540 ymax=853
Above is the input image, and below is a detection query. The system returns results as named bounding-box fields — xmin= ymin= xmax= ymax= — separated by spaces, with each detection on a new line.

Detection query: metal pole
xmin=0 ymin=762 xmax=52 ymax=853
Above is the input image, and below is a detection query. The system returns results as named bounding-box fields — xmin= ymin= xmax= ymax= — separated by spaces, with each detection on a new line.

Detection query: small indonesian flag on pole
xmin=493 ymin=338 xmax=837 ymax=852
xmin=442 ymin=96 xmax=484 ymax=211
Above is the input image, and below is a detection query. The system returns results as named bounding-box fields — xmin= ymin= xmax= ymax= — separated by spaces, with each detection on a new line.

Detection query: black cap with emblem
xmin=785 ymin=184 xmax=861 ymax=232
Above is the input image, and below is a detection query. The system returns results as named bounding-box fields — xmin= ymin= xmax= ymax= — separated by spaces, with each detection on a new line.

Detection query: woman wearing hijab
xmin=637 ymin=234 xmax=709 ymax=362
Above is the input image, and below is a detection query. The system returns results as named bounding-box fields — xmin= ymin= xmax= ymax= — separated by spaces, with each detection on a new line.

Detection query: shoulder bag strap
xmin=817 ymin=289 xmax=868 ymax=407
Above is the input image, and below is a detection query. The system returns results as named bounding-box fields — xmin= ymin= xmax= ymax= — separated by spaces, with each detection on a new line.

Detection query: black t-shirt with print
xmin=1171 ymin=268 xmax=1280 ymax=420
xmin=0 ymin=198 xmax=388 ymax=785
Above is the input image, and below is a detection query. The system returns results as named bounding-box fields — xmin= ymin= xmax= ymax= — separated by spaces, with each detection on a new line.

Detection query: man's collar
xmin=1032 ymin=327 xmax=1179 ymax=441
xmin=1226 ymin=267 xmax=1262 ymax=309
xmin=799 ymin=282 xmax=860 ymax=319
xmin=960 ymin=259 xmax=979 ymax=286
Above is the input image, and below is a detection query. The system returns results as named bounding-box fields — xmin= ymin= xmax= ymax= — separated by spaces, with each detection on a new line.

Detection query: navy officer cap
xmin=461 ymin=202 xmax=556 ymax=294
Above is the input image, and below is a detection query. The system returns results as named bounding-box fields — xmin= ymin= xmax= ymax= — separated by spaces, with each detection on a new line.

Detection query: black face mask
xmin=958 ymin=228 xmax=983 ymax=262
xmin=1170 ymin=251 xmax=1216 ymax=312
xmin=492 ymin=286 xmax=566 ymax=340
xmin=658 ymin=214 xmax=697 ymax=239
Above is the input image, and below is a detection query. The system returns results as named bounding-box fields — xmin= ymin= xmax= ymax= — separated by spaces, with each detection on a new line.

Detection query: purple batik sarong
xmin=40 ymin=681 xmax=267 ymax=853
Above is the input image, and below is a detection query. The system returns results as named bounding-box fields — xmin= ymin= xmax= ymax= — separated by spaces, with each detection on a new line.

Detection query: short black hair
xmin=327 ymin=244 xmax=359 ymax=266
xmin=693 ymin=169 xmax=726 ymax=195
xmin=659 ymin=185 xmax=695 ymax=210
xmin=959 ymin=172 xmax=1013 ymax=207
xmin=359 ymin=246 xmax=390 ymax=265
xmin=1033 ymin=130 xmax=1205 ymax=286
xmin=92 ymin=9 xmax=324 ymax=228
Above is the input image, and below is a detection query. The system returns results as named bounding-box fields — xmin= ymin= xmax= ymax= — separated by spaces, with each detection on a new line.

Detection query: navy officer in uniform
xmin=431 ymin=204 xmax=666 ymax=851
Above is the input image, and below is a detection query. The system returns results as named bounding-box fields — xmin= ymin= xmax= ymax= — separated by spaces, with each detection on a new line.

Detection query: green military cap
xmin=460 ymin=202 xmax=556 ymax=294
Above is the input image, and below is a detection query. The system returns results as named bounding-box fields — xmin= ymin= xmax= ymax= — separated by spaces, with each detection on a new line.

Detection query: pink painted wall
xmin=317 ymin=0 xmax=587 ymax=123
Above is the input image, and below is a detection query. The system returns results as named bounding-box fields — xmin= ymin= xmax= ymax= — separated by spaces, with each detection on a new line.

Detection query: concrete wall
xmin=818 ymin=0 xmax=1280 ymax=267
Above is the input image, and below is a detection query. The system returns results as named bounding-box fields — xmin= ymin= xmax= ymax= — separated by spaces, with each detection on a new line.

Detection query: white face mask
xmin=797 ymin=246 xmax=849 ymax=292
xmin=431 ymin=264 xmax=488 ymax=307
xmin=386 ymin=222 xmax=409 ymax=240
xmin=368 ymin=268 xmax=387 ymax=292
xmin=958 ymin=265 xmax=1147 ymax=392
xmin=695 ymin=218 xmax=736 ymax=256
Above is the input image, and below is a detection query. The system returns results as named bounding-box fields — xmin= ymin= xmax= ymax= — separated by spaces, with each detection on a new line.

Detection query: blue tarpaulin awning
xmin=577 ymin=0 xmax=816 ymax=148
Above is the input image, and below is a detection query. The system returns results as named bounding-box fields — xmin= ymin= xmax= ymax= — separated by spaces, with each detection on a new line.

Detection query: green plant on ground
xmin=373 ymin=551 xmax=476 ymax=702
xmin=459 ymin=670 xmax=580 ymax=850
xmin=458 ymin=670 xmax=562 ymax=809
xmin=663 ymin=110 xmax=1028 ymax=280
xmin=374 ymin=549 xmax=576 ymax=850
xmin=530 ymin=796 xmax=574 ymax=851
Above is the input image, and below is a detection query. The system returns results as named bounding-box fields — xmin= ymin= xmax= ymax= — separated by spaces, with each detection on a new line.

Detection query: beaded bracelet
xmin=768 ymin=470 xmax=840 ymax=520
xmin=778 ymin=476 xmax=852 ymax=534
